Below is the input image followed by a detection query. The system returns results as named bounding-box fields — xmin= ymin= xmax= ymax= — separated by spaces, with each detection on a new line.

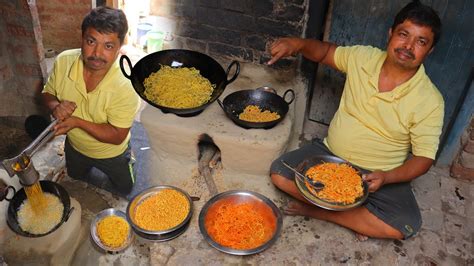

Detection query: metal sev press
xmin=1 ymin=120 xmax=57 ymax=187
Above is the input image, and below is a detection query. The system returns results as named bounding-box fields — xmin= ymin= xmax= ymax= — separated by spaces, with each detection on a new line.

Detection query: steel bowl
xmin=90 ymin=208 xmax=133 ymax=253
xmin=294 ymin=155 xmax=369 ymax=211
xmin=199 ymin=190 xmax=282 ymax=255
xmin=126 ymin=185 xmax=193 ymax=241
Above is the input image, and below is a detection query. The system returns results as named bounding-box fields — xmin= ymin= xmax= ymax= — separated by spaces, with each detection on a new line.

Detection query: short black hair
xmin=81 ymin=6 xmax=128 ymax=44
xmin=392 ymin=1 xmax=442 ymax=46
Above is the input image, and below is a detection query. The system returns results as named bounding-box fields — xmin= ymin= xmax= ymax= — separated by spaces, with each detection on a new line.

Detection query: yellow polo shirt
xmin=43 ymin=49 xmax=140 ymax=159
xmin=325 ymin=45 xmax=444 ymax=171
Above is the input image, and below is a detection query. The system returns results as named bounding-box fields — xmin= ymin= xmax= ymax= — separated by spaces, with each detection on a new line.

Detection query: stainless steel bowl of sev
xmin=199 ymin=190 xmax=282 ymax=255
xmin=126 ymin=185 xmax=193 ymax=241
xmin=294 ymin=155 xmax=369 ymax=211
xmin=90 ymin=208 xmax=133 ymax=253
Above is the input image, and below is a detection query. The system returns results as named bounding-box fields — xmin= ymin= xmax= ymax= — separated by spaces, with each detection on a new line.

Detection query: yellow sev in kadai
xmin=96 ymin=215 xmax=129 ymax=248
xmin=305 ymin=162 xmax=363 ymax=204
xmin=238 ymin=105 xmax=280 ymax=122
xmin=143 ymin=65 xmax=215 ymax=109
xmin=134 ymin=189 xmax=190 ymax=231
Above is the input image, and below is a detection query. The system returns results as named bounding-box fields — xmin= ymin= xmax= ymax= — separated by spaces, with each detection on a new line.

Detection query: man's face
xmin=386 ymin=20 xmax=435 ymax=70
xmin=81 ymin=27 xmax=122 ymax=72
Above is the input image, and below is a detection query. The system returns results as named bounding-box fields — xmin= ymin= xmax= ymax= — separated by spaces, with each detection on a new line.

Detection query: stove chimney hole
xmin=197 ymin=134 xmax=220 ymax=195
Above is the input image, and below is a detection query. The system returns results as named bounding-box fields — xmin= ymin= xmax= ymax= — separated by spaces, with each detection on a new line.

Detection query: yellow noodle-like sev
xmin=96 ymin=215 xmax=129 ymax=248
xmin=305 ymin=162 xmax=363 ymax=204
xmin=238 ymin=105 xmax=280 ymax=122
xmin=17 ymin=192 xmax=64 ymax=234
xmin=133 ymin=189 xmax=190 ymax=231
xmin=143 ymin=65 xmax=215 ymax=108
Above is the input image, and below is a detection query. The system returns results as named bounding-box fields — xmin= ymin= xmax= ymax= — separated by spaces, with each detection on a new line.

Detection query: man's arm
xmin=267 ymin=38 xmax=338 ymax=69
xmin=364 ymin=156 xmax=433 ymax=192
xmin=54 ymin=117 xmax=130 ymax=145
xmin=42 ymin=92 xmax=77 ymax=121
xmin=44 ymin=92 xmax=129 ymax=145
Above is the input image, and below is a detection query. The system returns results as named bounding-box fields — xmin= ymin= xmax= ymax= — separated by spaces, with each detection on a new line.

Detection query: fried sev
xmin=17 ymin=192 xmax=64 ymax=234
xmin=238 ymin=105 xmax=280 ymax=122
xmin=143 ymin=65 xmax=215 ymax=109
xmin=96 ymin=215 xmax=129 ymax=248
xmin=133 ymin=189 xmax=190 ymax=231
xmin=205 ymin=199 xmax=276 ymax=250
xmin=305 ymin=162 xmax=363 ymax=204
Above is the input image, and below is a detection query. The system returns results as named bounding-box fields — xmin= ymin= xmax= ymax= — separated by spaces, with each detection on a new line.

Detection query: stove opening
xmin=197 ymin=134 xmax=220 ymax=195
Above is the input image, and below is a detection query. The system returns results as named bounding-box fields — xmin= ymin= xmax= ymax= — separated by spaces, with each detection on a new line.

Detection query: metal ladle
xmin=281 ymin=160 xmax=325 ymax=191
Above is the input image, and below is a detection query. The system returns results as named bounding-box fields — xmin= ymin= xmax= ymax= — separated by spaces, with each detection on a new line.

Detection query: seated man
xmin=268 ymin=1 xmax=444 ymax=240
xmin=42 ymin=7 xmax=140 ymax=196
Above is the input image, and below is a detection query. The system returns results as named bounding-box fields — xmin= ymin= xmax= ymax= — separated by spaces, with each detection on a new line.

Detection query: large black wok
xmin=7 ymin=180 xmax=74 ymax=237
xmin=120 ymin=49 xmax=240 ymax=117
xmin=218 ymin=87 xmax=295 ymax=129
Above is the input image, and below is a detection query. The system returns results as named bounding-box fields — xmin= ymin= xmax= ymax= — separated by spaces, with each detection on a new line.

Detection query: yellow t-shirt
xmin=43 ymin=49 xmax=140 ymax=159
xmin=325 ymin=45 xmax=444 ymax=171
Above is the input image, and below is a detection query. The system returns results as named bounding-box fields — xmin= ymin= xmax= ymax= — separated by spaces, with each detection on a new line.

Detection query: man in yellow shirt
xmin=42 ymin=7 xmax=140 ymax=196
xmin=269 ymin=2 xmax=444 ymax=240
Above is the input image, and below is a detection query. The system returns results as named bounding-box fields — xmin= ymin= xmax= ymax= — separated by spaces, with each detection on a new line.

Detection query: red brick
xmin=15 ymin=63 xmax=43 ymax=77
xmin=450 ymin=161 xmax=474 ymax=182
xmin=7 ymin=24 xmax=34 ymax=38
xmin=459 ymin=150 xmax=474 ymax=169
xmin=465 ymin=138 xmax=474 ymax=153
xmin=0 ymin=5 xmax=18 ymax=20
xmin=0 ymin=64 xmax=13 ymax=81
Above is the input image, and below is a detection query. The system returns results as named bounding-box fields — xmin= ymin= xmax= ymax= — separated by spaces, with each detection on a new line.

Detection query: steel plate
xmin=294 ymin=155 xmax=369 ymax=211
xmin=90 ymin=208 xmax=133 ymax=253
xmin=126 ymin=185 xmax=193 ymax=241
xmin=199 ymin=190 xmax=282 ymax=255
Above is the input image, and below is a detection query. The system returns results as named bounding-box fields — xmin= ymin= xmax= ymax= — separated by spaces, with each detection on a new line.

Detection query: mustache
xmin=395 ymin=48 xmax=415 ymax=59
xmin=86 ymin=56 xmax=107 ymax=63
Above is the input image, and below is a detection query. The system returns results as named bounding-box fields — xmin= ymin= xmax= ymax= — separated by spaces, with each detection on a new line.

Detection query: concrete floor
xmin=1 ymin=119 xmax=472 ymax=265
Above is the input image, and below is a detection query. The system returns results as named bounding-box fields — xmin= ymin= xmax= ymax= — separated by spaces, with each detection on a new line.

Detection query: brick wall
xmin=0 ymin=0 xmax=47 ymax=120
xmin=149 ymin=0 xmax=308 ymax=69
xmin=451 ymin=117 xmax=474 ymax=181
xmin=37 ymin=0 xmax=91 ymax=52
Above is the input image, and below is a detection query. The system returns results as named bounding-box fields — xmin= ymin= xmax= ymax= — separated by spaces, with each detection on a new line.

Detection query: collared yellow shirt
xmin=43 ymin=49 xmax=140 ymax=159
xmin=325 ymin=45 xmax=444 ymax=171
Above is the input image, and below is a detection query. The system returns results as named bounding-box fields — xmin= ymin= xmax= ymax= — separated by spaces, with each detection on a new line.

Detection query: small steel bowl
xmin=126 ymin=185 xmax=193 ymax=241
xmin=199 ymin=190 xmax=282 ymax=255
xmin=90 ymin=208 xmax=133 ymax=253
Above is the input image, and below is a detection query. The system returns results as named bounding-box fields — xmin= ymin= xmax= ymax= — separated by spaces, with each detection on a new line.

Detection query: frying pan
xmin=217 ymin=87 xmax=295 ymax=129
xmin=120 ymin=49 xmax=240 ymax=117
xmin=7 ymin=180 xmax=74 ymax=237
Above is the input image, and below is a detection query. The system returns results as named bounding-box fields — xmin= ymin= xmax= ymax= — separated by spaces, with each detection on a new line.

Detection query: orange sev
xmin=305 ymin=162 xmax=363 ymax=204
xmin=204 ymin=198 xmax=276 ymax=250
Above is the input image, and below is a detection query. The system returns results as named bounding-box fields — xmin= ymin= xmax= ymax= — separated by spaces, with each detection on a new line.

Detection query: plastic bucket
xmin=136 ymin=23 xmax=152 ymax=46
xmin=147 ymin=31 xmax=165 ymax=53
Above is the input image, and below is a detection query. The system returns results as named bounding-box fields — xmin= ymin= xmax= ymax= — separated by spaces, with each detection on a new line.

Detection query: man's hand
xmin=267 ymin=38 xmax=303 ymax=65
xmin=54 ymin=117 xmax=78 ymax=135
xmin=53 ymin=100 xmax=77 ymax=121
xmin=266 ymin=37 xmax=338 ymax=69
xmin=362 ymin=156 xmax=434 ymax=193
xmin=363 ymin=171 xmax=387 ymax=192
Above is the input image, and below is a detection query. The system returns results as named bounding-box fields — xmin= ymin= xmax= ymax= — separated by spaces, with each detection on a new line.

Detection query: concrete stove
xmin=140 ymin=63 xmax=303 ymax=193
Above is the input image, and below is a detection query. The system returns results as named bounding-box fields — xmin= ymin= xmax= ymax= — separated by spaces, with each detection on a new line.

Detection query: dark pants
xmin=270 ymin=139 xmax=422 ymax=239
xmin=64 ymin=138 xmax=135 ymax=195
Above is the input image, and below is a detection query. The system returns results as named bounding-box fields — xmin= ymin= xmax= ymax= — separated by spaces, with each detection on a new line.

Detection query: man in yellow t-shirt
xmin=42 ymin=7 xmax=140 ymax=196
xmin=269 ymin=2 xmax=444 ymax=240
